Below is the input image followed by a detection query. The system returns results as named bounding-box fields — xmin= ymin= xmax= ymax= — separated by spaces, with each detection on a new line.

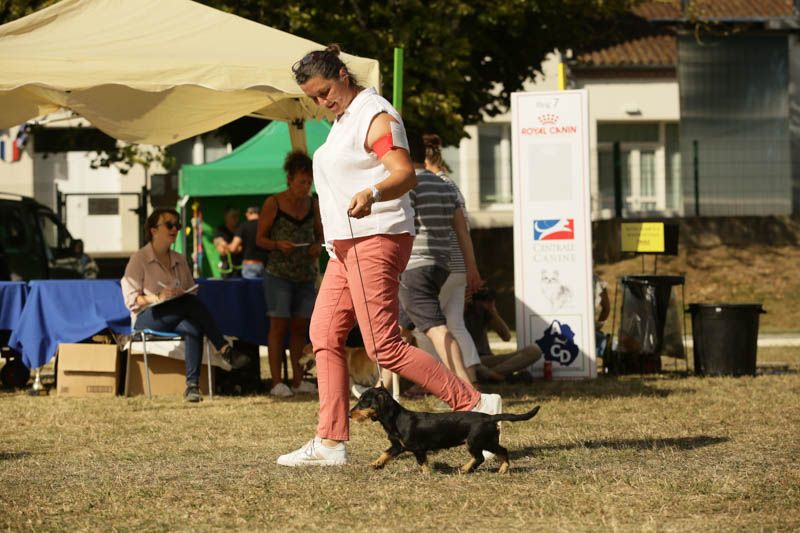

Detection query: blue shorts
xmin=263 ymin=272 xmax=317 ymax=318
xmin=241 ymin=262 xmax=264 ymax=279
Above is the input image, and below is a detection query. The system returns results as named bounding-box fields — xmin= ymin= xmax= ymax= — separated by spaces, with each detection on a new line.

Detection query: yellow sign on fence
xmin=621 ymin=222 xmax=665 ymax=253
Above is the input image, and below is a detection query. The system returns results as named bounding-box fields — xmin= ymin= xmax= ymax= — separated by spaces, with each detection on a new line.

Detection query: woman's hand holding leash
xmin=347 ymin=189 xmax=375 ymax=219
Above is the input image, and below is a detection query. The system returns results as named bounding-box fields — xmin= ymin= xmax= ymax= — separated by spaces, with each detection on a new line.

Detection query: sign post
xmin=511 ymin=90 xmax=595 ymax=379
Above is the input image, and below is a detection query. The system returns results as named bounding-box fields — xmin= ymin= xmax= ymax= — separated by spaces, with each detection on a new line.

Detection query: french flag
xmin=12 ymin=124 xmax=30 ymax=162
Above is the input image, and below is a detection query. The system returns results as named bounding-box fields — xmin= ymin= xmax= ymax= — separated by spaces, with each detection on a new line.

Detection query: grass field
xmin=1 ymin=348 xmax=798 ymax=532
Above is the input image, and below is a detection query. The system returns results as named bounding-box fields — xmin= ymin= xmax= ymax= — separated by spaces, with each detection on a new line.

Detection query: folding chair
xmin=130 ymin=328 xmax=214 ymax=400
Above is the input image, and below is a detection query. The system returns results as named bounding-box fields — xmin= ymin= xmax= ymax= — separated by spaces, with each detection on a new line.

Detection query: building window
xmin=479 ymin=123 xmax=512 ymax=204
xmin=88 ymin=197 xmax=119 ymax=215
xmin=596 ymin=122 xmax=680 ymax=217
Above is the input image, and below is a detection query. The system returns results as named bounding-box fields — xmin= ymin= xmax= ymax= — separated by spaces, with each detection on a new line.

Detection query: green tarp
xmin=179 ymin=119 xmax=330 ymax=197
xmin=176 ymin=119 xmax=330 ymax=277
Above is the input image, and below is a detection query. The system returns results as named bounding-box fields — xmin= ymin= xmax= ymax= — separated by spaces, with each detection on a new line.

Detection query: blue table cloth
xmin=0 ymin=281 xmax=28 ymax=331
xmin=9 ymin=278 xmax=269 ymax=369
xmin=9 ymin=280 xmax=131 ymax=369
xmin=196 ymin=278 xmax=268 ymax=346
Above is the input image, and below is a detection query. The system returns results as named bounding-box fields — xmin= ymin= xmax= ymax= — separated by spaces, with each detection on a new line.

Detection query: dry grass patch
xmin=1 ymin=348 xmax=799 ymax=531
xmin=596 ymin=244 xmax=800 ymax=333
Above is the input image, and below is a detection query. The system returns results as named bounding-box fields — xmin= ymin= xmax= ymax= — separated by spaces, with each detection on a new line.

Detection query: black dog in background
xmin=350 ymin=387 xmax=540 ymax=474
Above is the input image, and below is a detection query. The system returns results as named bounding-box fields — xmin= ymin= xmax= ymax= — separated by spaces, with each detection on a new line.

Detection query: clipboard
xmin=145 ymin=284 xmax=199 ymax=308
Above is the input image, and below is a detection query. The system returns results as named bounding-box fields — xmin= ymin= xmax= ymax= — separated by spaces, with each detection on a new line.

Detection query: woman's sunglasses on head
xmin=292 ymin=50 xmax=325 ymax=73
xmin=158 ymin=222 xmax=182 ymax=231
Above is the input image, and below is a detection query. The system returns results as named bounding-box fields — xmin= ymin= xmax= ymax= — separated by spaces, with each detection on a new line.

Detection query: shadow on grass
xmin=486 ymin=378 xmax=696 ymax=404
xmin=429 ymin=461 xmax=518 ymax=475
xmin=427 ymin=461 xmax=544 ymax=475
xmin=0 ymin=451 xmax=31 ymax=461
xmin=509 ymin=435 xmax=728 ymax=459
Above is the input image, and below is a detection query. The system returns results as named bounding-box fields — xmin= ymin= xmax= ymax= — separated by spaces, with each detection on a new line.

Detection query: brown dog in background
xmin=300 ymin=343 xmax=377 ymax=393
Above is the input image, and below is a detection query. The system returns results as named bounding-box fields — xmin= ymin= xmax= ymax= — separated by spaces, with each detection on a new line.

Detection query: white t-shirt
xmin=312 ymin=87 xmax=415 ymax=257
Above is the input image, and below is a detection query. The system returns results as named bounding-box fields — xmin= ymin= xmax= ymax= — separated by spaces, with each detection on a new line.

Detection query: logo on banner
xmin=533 ymin=219 xmax=574 ymax=241
xmin=535 ymin=320 xmax=580 ymax=366
xmin=538 ymin=113 xmax=559 ymax=125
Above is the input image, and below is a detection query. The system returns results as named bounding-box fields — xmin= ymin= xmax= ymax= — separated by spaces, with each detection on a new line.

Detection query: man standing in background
xmin=213 ymin=206 xmax=242 ymax=278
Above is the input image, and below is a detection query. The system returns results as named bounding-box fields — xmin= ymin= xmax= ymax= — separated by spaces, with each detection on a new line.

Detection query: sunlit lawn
xmin=1 ymin=347 xmax=798 ymax=531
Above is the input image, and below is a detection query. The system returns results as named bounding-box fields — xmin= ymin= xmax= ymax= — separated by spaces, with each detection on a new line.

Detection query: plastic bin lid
xmin=621 ymin=275 xmax=685 ymax=286
xmin=687 ymin=303 xmax=765 ymax=312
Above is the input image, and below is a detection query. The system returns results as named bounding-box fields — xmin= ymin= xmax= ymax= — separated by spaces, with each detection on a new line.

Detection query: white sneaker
xmin=270 ymin=382 xmax=294 ymax=397
xmin=472 ymin=393 xmax=503 ymax=460
xmin=292 ymin=381 xmax=318 ymax=394
xmin=472 ymin=393 xmax=502 ymax=416
xmin=276 ymin=437 xmax=348 ymax=467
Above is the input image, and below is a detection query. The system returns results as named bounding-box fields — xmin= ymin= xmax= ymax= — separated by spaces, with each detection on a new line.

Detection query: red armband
xmin=372 ymin=131 xmax=396 ymax=159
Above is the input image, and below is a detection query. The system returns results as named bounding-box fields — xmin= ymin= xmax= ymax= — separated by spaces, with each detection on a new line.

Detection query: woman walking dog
xmin=277 ymin=45 xmax=501 ymax=467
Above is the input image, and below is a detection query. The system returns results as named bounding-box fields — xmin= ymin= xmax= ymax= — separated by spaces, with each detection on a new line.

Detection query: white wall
xmin=38 ymin=151 xmax=146 ymax=254
xmin=573 ymin=78 xmax=680 ymax=216
xmin=453 ymin=58 xmax=680 ymax=226
xmin=464 ymin=53 xmax=562 ymax=227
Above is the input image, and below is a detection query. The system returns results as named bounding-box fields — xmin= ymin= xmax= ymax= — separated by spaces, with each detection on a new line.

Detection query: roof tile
xmin=634 ymin=0 xmax=793 ymax=20
xmin=577 ymin=33 xmax=676 ymax=68
xmin=574 ymin=0 xmax=794 ymax=68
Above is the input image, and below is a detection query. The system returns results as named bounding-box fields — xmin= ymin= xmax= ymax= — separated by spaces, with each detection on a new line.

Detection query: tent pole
xmin=393 ymin=48 xmax=404 ymax=114
xmin=288 ymin=118 xmax=308 ymax=153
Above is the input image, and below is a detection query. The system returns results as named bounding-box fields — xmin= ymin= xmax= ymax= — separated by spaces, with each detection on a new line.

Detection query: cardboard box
xmin=125 ymin=352 xmax=212 ymax=397
xmin=57 ymin=343 xmax=121 ymax=397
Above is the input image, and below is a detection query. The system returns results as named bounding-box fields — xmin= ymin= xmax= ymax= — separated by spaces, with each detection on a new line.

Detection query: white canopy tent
xmin=0 ymin=0 xmax=381 ymax=146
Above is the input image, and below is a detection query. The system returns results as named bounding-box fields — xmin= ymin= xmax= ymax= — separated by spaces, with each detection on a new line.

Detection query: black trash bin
xmin=688 ymin=304 xmax=764 ymax=376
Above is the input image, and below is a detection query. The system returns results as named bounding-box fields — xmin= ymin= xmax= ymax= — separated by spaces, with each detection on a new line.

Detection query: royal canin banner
xmin=511 ymin=90 xmax=595 ymax=380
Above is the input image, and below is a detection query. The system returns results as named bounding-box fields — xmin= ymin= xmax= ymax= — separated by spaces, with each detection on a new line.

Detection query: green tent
xmin=179 ymin=119 xmax=330 ymax=196
xmin=177 ymin=119 xmax=330 ymax=277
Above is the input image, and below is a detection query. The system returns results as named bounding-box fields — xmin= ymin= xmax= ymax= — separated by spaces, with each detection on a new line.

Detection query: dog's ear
xmin=377 ymin=387 xmax=398 ymax=413
xmin=374 ymin=387 xmax=390 ymax=408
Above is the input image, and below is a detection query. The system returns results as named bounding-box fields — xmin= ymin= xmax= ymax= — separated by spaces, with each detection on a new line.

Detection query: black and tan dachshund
xmin=350 ymin=386 xmax=540 ymax=474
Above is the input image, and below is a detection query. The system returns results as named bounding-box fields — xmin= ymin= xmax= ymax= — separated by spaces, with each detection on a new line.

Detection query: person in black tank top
xmin=256 ymin=151 xmax=324 ymax=398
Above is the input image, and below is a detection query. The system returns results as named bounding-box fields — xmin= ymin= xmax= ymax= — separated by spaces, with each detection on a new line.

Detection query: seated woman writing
xmin=121 ymin=207 xmax=248 ymax=402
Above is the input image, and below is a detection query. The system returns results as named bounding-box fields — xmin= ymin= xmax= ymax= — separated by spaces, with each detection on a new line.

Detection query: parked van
xmin=0 ymin=193 xmax=96 ymax=281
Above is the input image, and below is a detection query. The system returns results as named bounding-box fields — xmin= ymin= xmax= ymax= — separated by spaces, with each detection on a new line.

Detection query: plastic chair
xmin=130 ymin=328 xmax=214 ymax=400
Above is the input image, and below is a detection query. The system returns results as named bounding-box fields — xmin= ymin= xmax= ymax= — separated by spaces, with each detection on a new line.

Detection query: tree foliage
xmin=0 ymin=0 xmax=57 ymax=25
xmin=203 ymin=0 xmax=636 ymax=145
xmin=3 ymin=0 xmax=638 ymax=147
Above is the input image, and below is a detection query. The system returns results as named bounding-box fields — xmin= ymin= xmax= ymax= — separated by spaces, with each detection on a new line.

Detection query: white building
xmin=450 ymin=3 xmax=680 ymax=227
xmin=0 ymin=115 xmax=229 ymax=254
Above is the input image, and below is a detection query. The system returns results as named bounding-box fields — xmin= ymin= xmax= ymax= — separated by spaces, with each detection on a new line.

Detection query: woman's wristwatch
xmin=369 ymin=185 xmax=381 ymax=203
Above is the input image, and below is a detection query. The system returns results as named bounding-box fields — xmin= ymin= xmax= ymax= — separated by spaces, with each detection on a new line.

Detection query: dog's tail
xmin=488 ymin=405 xmax=540 ymax=423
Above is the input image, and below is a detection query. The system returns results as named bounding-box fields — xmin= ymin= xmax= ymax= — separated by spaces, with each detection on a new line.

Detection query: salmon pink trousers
xmin=310 ymin=233 xmax=481 ymax=441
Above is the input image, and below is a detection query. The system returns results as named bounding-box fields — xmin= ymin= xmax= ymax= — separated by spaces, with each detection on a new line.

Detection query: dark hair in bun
xmin=283 ymin=150 xmax=313 ymax=179
xmin=291 ymin=44 xmax=360 ymax=86
xmin=423 ymin=133 xmax=452 ymax=174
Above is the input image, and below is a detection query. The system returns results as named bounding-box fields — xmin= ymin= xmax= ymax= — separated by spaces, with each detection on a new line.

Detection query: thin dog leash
xmin=346 ymin=210 xmax=385 ymax=387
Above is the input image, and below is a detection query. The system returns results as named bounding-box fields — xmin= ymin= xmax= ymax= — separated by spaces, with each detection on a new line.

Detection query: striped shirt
xmin=439 ymin=173 xmax=468 ymax=274
xmin=407 ymin=169 xmax=457 ymax=270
